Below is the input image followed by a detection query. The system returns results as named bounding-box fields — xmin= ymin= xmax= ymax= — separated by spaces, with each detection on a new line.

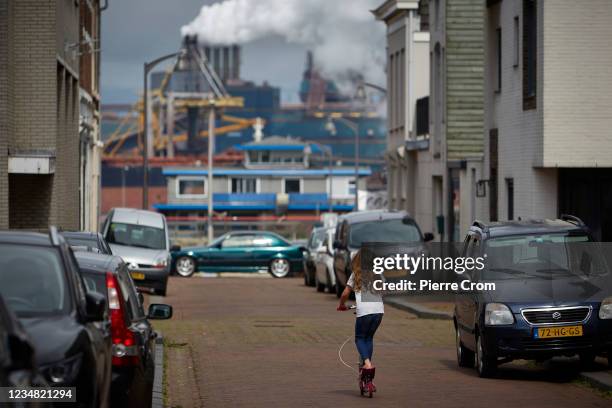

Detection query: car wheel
xmin=269 ymin=258 xmax=291 ymax=278
xmin=175 ymin=256 xmax=196 ymax=277
xmin=456 ymin=327 xmax=475 ymax=367
xmin=316 ymin=274 xmax=325 ymax=292
xmin=475 ymin=334 xmax=496 ymax=378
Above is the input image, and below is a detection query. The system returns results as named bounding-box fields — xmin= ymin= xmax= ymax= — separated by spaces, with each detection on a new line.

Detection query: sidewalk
xmin=384 ymin=294 xmax=453 ymax=320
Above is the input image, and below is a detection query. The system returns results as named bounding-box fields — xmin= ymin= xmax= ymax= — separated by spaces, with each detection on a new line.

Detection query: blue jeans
xmin=355 ymin=313 xmax=383 ymax=362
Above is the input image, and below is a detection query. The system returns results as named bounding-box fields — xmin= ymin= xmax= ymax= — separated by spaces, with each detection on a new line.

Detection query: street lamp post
xmin=142 ymin=51 xmax=183 ymax=209
xmin=207 ymin=103 xmax=216 ymax=243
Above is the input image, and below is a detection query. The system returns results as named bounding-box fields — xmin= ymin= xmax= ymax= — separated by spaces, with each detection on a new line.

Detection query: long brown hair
xmin=351 ymin=250 xmax=362 ymax=291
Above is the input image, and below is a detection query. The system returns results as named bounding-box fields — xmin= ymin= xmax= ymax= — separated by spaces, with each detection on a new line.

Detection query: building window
xmin=348 ymin=180 xmax=356 ymax=195
xmin=495 ymin=28 xmax=502 ymax=92
xmin=177 ymin=177 xmax=206 ymax=197
xmin=506 ymin=178 xmax=514 ymax=220
xmin=513 ymin=16 xmax=519 ymax=67
xmin=523 ymin=0 xmax=537 ymax=109
xmin=284 ymin=179 xmax=301 ymax=194
xmin=231 ymin=178 xmax=257 ymax=193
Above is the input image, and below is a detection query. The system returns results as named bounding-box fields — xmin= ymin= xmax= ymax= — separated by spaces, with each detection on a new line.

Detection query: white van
xmin=102 ymin=208 xmax=171 ymax=296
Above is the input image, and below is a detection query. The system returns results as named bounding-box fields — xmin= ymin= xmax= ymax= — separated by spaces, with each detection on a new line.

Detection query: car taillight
xmin=106 ymin=272 xmax=139 ymax=366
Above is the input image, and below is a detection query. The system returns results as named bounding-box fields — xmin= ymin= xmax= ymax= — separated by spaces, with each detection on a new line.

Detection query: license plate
xmin=534 ymin=325 xmax=583 ymax=339
xmin=131 ymin=272 xmax=145 ymax=281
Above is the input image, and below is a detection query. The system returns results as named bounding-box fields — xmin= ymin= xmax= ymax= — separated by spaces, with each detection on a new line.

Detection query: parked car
xmin=0 ymin=293 xmax=45 ymax=391
xmin=0 ymin=227 xmax=112 ymax=407
xmin=63 ymin=231 xmax=113 ymax=255
xmin=313 ymin=227 xmax=336 ymax=293
xmin=172 ymin=231 xmax=305 ymax=278
xmin=304 ymin=227 xmax=328 ymax=287
xmin=75 ymin=251 xmax=172 ymax=407
xmin=332 ymin=210 xmax=433 ymax=297
xmin=455 ymin=216 xmax=612 ymax=377
xmin=103 ymin=208 xmax=172 ymax=296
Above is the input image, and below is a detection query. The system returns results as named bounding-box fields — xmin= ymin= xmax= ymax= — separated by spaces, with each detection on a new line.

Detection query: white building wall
xmin=541 ymin=0 xmax=612 ymax=167
xmin=485 ymin=0 xmax=556 ymax=222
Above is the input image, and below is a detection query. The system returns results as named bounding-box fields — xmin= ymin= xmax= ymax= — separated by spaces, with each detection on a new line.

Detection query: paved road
xmin=152 ymin=277 xmax=610 ymax=408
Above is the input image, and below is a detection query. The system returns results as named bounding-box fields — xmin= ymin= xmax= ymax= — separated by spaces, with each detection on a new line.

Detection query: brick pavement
xmin=152 ymin=277 xmax=610 ymax=408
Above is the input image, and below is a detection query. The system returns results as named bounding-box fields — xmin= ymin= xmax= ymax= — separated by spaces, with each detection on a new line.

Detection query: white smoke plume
xmin=181 ymin=0 xmax=386 ymax=90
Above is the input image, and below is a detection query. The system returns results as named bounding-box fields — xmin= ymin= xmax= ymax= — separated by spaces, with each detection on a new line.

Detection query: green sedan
xmin=170 ymin=231 xmax=306 ymax=278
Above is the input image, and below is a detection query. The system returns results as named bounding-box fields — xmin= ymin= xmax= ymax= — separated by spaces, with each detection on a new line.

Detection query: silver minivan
xmin=102 ymin=208 xmax=171 ymax=296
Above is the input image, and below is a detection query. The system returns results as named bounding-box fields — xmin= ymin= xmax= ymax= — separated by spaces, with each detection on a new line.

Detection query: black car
xmin=75 ymin=251 xmax=172 ymax=408
xmin=454 ymin=216 xmax=612 ymax=377
xmin=0 ymin=227 xmax=112 ymax=407
xmin=0 ymin=293 xmax=45 ymax=389
xmin=332 ymin=210 xmax=433 ymax=297
xmin=63 ymin=231 xmax=113 ymax=255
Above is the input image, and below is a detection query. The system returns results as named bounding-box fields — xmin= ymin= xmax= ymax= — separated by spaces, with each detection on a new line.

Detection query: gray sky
xmin=101 ymin=0 xmax=307 ymax=104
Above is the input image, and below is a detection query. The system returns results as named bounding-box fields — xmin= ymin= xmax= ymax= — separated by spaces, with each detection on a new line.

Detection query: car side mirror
xmin=85 ymin=292 xmax=107 ymax=322
xmin=148 ymin=304 xmax=173 ymax=320
xmin=170 ymin=244 xmax=181 ymax=252
xmin=423 ymin=232 xmax=434 ymax=242
xmin=138 ymin=292 xmax=145 ymax=305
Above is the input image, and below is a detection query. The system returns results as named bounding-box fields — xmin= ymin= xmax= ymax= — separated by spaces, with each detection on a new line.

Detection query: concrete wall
xmin=541 ymin=0 xmax=612 ymax=167
xmin=484 ymin=0 xmax=556 ymax=221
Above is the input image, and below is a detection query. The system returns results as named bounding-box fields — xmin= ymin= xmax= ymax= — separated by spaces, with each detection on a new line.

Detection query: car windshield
xmin=0 ymin=244 xmax=70 ymax=316
xmin=107 ymin=222 xmax=166 ymax=250
xmin=349 ymin=219 xmax=422 ymax=247
xmin=309 ymin=230 xmax=327 ymax=249
xmin=483 ymin=233 xmax=608 ymax=279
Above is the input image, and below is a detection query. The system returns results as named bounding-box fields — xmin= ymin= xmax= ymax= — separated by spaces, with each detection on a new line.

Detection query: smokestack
xmin=232 ymin=45 xmax=240 ymax=80
xmin=222 ymin=47 xmax=230 ymax=81
xmin=212 ymin=48 xmax=221 ymax=80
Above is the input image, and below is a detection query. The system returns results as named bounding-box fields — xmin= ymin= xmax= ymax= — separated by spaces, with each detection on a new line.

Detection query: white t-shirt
xmin=346 ymin=273 xmax=384 ymax=318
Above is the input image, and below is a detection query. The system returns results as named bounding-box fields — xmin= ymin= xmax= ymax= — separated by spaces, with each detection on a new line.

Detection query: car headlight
xmin=599 ymin=297 xmax=612 ymax=319
xmin=154 ymin=257 xmax=168 ymax=268
xmin=485 ymin=303 xmax=514 ymax=326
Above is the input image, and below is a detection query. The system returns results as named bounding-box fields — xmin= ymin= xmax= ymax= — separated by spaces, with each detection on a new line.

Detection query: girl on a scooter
xmin=337 ymin=249 xmax=384 ymax=395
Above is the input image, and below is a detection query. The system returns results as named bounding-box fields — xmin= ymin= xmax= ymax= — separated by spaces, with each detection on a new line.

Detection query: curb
xmin=384 ymin=297 xmax=453 ymax=320
xmin=579 ymin=370 xmax=612 ymax=392
xmin=152 ymin=332 xmax=165 ymax=408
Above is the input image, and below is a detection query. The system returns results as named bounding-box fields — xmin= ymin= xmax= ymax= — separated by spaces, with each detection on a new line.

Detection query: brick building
xmin=484 ymin=0 xmax=612 ymax=240
xmin=0 ymin=0 xmax=103 ymax=230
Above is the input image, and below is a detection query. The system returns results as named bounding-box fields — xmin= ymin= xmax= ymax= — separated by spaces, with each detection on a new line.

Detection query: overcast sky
xmin=101 ymin=0 xmax=307 ymax=104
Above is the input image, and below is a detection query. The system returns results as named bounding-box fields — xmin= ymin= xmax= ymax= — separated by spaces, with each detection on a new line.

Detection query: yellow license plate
xmin=534 ymin=325 xmax=583 ymax=339
xmin=131 ymin=272 xmax=145 ymax=281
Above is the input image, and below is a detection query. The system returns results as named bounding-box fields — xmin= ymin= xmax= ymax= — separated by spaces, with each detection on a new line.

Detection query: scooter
xmin=337 ymin=304 xmax=376 ymax=398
